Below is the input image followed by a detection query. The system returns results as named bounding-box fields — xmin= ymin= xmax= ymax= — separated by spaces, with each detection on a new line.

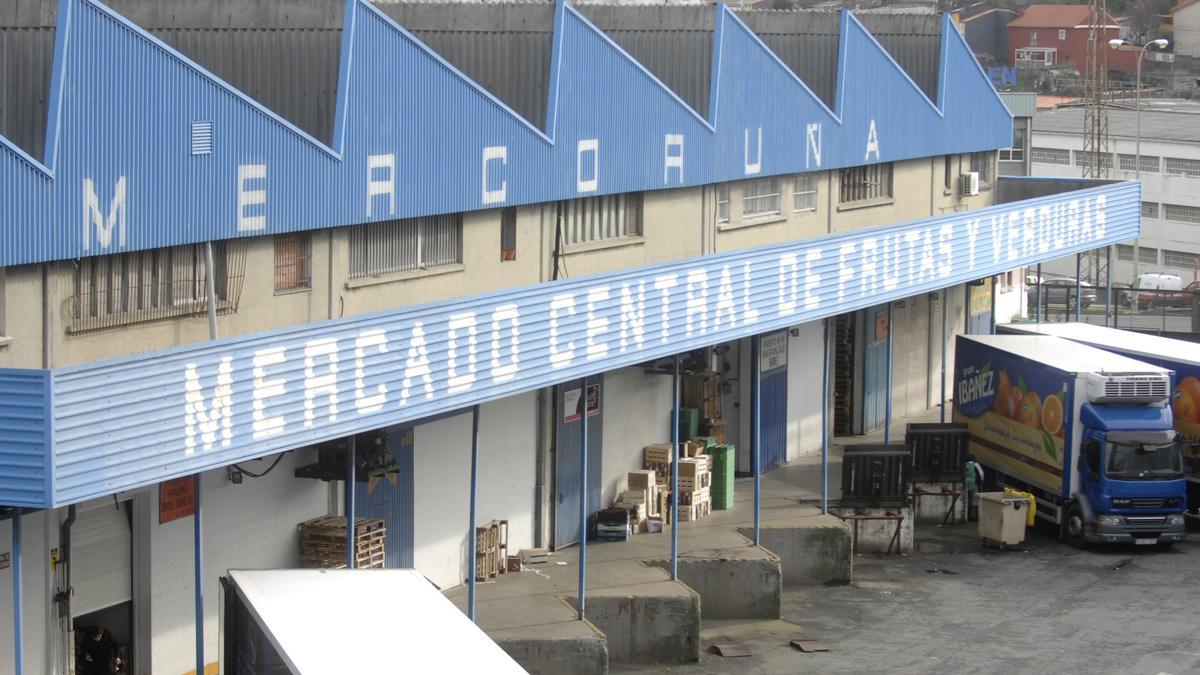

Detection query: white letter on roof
xmin=482 ymin=146 xmax=507 ymax=205
xmin=664 ymin=134 xmax=684 ymax=185
xmin=355 ymin=330 xmax=388 ymax=414
xmin=367 ymin=154 xmax=396 ymax=217
xmin=82 ymin=176 xmax=127 ymax=252
xmin=550 ymin=293 xmax=577 ymax=367
xmin=252 ymin=347 xmax=287 ymax=439
xmin=184 ymin=357 xmax=233 ymax=455
xmin=448 ymin=312 xmax=478 ymax=393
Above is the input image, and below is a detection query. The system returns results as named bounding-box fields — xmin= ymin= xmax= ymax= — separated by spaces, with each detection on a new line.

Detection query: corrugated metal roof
xmin=1008 ymin=5 xmax=1114 ymax=29
xmin=0 ymin=27 xmax=54 ymax=160
xmin=858 ymin=12 xmax=942 ymax=104
xmin=735 ymin=10 xmax=841 ymax=109
xmin=1033 ymin=104 xmax=1200 ymax=144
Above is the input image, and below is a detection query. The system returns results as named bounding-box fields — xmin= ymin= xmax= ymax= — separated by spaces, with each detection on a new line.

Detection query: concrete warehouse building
xmin=0 ymin=0 xmax=1134 ymax=672
xmin=1031 ymin=100 xmax=1200 ymax=285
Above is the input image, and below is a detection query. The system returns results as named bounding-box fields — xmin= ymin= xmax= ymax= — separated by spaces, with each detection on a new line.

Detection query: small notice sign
xmin=0 ymin=552 xmax=9 ymax=570
xmin=160 ymin=476 xmax=196 ymax=524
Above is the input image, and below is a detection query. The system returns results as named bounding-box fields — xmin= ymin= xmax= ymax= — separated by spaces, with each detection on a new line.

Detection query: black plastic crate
xmin=840 ymin=444 xmax=910 ymax=507
xmin=905 ymin=423 xmax=967 ymax=482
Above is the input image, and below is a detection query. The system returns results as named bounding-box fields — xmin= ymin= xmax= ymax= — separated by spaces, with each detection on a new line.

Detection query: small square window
xmin=501 ymin=207 xmax=517 ymax=261
xmin=1058 ymin=29 xmax=1066 ymax=41
xmin=717 ymin=185 xmax=731 ymax=224
xmin=274 ymin=233 xmax=312 ymax=291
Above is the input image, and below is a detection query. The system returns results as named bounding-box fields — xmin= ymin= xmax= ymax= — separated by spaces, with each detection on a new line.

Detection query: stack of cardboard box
xmin=677 ymin=457 xmax=712 ymax=521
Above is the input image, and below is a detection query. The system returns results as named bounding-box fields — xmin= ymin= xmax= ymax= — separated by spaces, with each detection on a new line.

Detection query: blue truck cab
xmin=954 ymin=335 xmax=1186 ymax=547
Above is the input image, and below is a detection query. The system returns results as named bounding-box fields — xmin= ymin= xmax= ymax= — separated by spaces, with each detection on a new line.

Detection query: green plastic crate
xmin=673 ymin=408 xmax=701 ymax=442
xmin=709 ymin=444 xmax=735 ymax=509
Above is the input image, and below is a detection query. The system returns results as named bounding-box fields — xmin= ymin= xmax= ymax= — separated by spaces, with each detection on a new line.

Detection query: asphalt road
xmin=619 ymin=521 xmax=1200 ymax=675
xmin=1030 ymin=306 xmax=1195 ymax=333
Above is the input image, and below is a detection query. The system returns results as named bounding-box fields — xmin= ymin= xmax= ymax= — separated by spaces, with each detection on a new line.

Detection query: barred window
xmin=1164 ymin=249 xmax=1198 ymax=269
xmin=1142 ymin=202 xmax=1160 ymax=219
xmin=1164 ymin=203 xmax=1200 ymax=225
xmin=840 ymin=163 xmax=893 ymax=203
xmin=274 ymin=233 xmax=311 ymax=291
xmin=1139 ymin=247 xmax=1160 ymax=265
xmin=1073 ymin=150 xmax=1113 ymax=171
xmin=743 ymin=178 xmax=781 ymax=217
xmin=970 ymin=151 xmax=995 ymax=185
xmin=717 ymin=185 xmax=730 ymax=224
xmin=1030 ymin=147 xmax=1070 ymax=165
xmin=1165 ymin=157 xmax=1200 ymax=178
xmin=348 ymin=214 xmax=463 ymax=279
xmin=558 ymin=193 xmax=643 ymax=246
xmin=1119 ymin=154 xmax=1160 ymax=173
xmin=944 ymin=155 xmax=953 ymax=190
xmin=1117 ymin=244 xmax=1134 ymax=262
xmin=793 ymin=173 xmax=817 ymax=212
xmin=69 ymin=242 xmax=247 ymax=333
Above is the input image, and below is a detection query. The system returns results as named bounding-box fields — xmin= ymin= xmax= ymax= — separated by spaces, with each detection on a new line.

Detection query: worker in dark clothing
xmin=80 ymin=626 xmax=117 ymax=675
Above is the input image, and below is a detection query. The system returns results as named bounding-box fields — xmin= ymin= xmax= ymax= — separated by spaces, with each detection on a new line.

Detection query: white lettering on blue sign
xmin=806 ymin=124 xmax=822 ymax=169
xmin=237 ymin=164 xmax=267 ymax=232
xmin=577 ymin=139 xmax=599 ymax=193
xmin=82 ymin=176 xmax=127 ymax=251
xmin=864 ymin=120 xmax=880 ymax=162
xmin=482 ymin=146 xmax=508 ymax=205
xmin=664 ymin=134 xmax=684 ymax=185
xmin=744 ymin=128 xmax=762 ymax=175
xmin=367 ymin=154 xmax=396 ymax=217
xmin=178 ymin=194 xmax=1118 ymax=459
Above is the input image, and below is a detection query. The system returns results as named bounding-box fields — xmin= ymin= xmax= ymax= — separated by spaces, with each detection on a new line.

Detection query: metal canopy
xmin=0 ymin=180 xmax=1139 ymax=508
xmin=0 ymin=0 xmax=1010 ymax=267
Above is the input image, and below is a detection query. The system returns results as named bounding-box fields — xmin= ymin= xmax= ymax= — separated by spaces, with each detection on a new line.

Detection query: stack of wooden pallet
xmin=475 ymin=520 xmax=509 ymax=582
xmin=298 ymin=515 xmax=386 ymax=569
xmin=683 ymin=372 xmax=724 ymax=442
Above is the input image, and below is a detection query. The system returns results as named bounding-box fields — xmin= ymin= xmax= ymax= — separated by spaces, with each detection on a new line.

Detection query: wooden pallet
xmin=678 ymin=499 xmax=712 ymax=522
xmin=474 ymin=520 xmax=509 ymax=581
xmin=298 ymin=515 xmax=387 ymax=570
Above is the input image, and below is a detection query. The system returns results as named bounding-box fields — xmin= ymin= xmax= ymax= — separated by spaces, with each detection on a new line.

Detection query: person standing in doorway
xmin=80 ymin=626 xmax=116 ymax=675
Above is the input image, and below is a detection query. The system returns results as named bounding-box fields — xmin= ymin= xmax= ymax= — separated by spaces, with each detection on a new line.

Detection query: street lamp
xmin=1110 ymin=37 xmax=1170 ymax=282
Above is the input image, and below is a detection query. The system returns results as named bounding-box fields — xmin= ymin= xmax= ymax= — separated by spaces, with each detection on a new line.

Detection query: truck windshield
xmin=1106 ymin=441 xmax=1184 ymax=480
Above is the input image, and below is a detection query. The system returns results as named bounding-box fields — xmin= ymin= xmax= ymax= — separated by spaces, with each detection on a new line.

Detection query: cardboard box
xmin=678 ymin=458 xmax=704 ymax=478
xmin=619 ymin=488 xmax=648 ymax=505
xmin=644 ymin=443 xmax=674 ymax=465
xmin=628 ymin=470 xmax=657 ymax=490
xmin=646 ymin=517 xmax=664 ymax=533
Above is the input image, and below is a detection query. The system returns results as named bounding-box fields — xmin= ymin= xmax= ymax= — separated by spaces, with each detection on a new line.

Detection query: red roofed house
xmin=1008 ymin=5 xmax=1138 ymax=72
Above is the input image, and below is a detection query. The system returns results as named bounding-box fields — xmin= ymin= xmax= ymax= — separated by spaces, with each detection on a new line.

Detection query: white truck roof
xmin=1000 ymin=322 xmax=1200 ymax=368
xmin=963 ymin=334 xmax=1173 ymax=376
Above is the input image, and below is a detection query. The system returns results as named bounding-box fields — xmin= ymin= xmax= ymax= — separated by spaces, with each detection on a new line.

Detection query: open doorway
xmin=71 ymin=497 xmax=134 ymax=674
xmin=73 ymin=602 xmax=130 ymax=674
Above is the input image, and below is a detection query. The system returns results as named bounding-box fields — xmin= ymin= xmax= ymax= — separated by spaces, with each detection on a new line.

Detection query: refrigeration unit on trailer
xmin=953 ymin=334 xmax=1186 ymax=546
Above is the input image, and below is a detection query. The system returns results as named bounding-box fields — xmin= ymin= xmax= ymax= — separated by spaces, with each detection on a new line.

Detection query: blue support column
xmin=752 ymin=335 xmax=762 ymax=545
xmin=670 ymin=358 xmax=680 ymax=580
xmin=884 ymin=303 xmax=894 ymax=445
xmin=578 ymin=379 xmax=589 ymax=621
xmin=1075 ymin=254 xmax=1082 ymax=323
xmin=1036 ymin=263 xmax=1043 ymax=323
xmin=940 ymin=291 xmax=948 ymax=423
xmin=12 ymin=508 xmax=22 ymax=675
xmin=468 ymin=405 xmax=480 ymax=622
xmin=194 ymin=476 xmax=203 ymax=675
xmin=346 ymin=436 xmax=356 ymax=569
xmin=990 ymin=277 xmax=997 ymax=334
xmin=1105 ymin=247 xmax=1113 ymax=327
xmin=821 ymin=320 xmax=830 ymax=514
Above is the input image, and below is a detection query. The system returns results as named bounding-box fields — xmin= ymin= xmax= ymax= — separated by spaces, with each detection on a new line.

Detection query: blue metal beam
xmin=752 ymin=335 xmax=762 ymax=545
xmin=468 ymin=405 xmax=480 ymax=622
xmin=193 ymin=478 xmax=203 ymax=675
xmin=1105 ymin=247 xmax=1112 ymax=327
xmin=12 ymin=508 xmax=21 ymax=675
xmin=670 ymin=359 xmax=680 ymax=580
xmin=821 ymin=320 xmax=830 ymax=513
xmin=1075 ymin=254 xmax=1083 ymax=323
xmin=940 ymin=292 xmax=948 ymax=423
xmin=577 ymin=378 xmax=588 ymax=621
xmin=884 ymin=302 xmax=894 ymax=445
xmin=1036 ymin=263 xmax=1042 ymax=323
xmin=346 ymin=436 xmax=356 ymax=569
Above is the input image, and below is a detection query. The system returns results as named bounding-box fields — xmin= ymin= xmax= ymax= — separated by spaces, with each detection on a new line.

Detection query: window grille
xmin=969 ymin=151 xmax=995 ymax=184
xmin=717 ymin=185 xmax=730 ymax=224
xmin=501 ymin=207 xmax=517 ymax=262
xmin=1030 ymin=147 xmax=1070 ymax=165
xmin=1142 ymin=202 xmax=1159 ymax=219
xmin=1139 ymin=247 xmax=1159 ymax=265
xmin=743 ymin=179 xmax=781 ymax=217
xmin=793 ymin=173 xmax=817 ymax=212
xmin=839 ymin=163 xmax=893 ymax=203
xmin=1118 ymin=154 xmax=1159 ymax=173
xmin=274 ymin=233 xmax=311 ymax=291
xmin=558 ymin=193 xmax=643 ymax=246
xmin=1117 ymin=244 xmax=1134 ymax=262
xmin=1165 ymin=157 xmax=1200 ymax=178
xmin=1164 ymin=249 xmax=1198 ymax=269
xmin=1164 ymin=203 xmax=1200 ymax=225
xmin=348 ymin=214 xmax=463 ymax=279
xmin=69 ymin=241 xmax=247 ymax=333
xmin=1073 ymin=150 xmax=1113 ymax=171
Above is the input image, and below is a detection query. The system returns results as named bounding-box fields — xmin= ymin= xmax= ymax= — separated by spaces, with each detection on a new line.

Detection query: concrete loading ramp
xmin=446 ymin=461 xmax=856 ymax=673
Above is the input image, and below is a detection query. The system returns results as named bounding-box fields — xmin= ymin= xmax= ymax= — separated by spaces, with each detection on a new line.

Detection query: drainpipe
xmin=345 ymin=435 xmax=356 ymax=570
xmin=13 ymin=508 xmax=23 ymax=675
xmin=577 ymin=378 xmax=589 ymax=621
xmin=194 ymin=241 xmax=220 ymax=675
xmin=468 ymin=406 xmax=480 ymax=622
xmin=752 ymin=335 xmax=762 ymax=545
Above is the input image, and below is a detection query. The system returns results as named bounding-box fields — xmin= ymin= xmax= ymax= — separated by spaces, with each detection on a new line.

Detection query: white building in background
xmin=1030 ymin=100 xmax=1200 ymax=285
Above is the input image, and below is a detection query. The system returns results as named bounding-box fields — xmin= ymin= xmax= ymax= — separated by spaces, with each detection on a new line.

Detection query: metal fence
xmin=67 ymin=240 xmax=248 ymax=333
xmin=1026 ymin=282 xmax=1198 ymax=335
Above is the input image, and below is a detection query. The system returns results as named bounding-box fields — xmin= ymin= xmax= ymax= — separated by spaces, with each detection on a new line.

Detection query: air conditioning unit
xmin=960 ymin=171 xmax=980 ymax=197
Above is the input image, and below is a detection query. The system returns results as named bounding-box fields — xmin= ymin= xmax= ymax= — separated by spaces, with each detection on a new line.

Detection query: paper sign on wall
xmin=159 ymin=476 xmax=196 ymax=524
xmin=760 ymin=331 xmax=789 ymax=372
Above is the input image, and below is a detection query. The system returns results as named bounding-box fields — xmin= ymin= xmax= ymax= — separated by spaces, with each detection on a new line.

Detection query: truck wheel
xmin=1063 ymin=504 xmax=1087 ymax=549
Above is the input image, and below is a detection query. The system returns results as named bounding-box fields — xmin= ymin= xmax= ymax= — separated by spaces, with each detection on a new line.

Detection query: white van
xmin=1121 ymin=273 xmax=1189 ymax=309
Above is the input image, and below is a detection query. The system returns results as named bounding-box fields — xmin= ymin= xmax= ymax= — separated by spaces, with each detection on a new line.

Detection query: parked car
xmin=1119 ymin=273 xmax=1198 ymax=309
xmin=1028 ymin=277 xmax=1095 ymax=309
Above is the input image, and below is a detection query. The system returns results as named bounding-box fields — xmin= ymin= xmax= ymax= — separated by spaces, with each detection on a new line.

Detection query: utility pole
xmin=1082 ymin=0 xmax=1112 ymax=296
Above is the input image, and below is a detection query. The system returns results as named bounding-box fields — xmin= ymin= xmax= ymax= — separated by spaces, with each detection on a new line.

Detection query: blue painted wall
xmin=0 ymin=0 xmax=1010 ymax=268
